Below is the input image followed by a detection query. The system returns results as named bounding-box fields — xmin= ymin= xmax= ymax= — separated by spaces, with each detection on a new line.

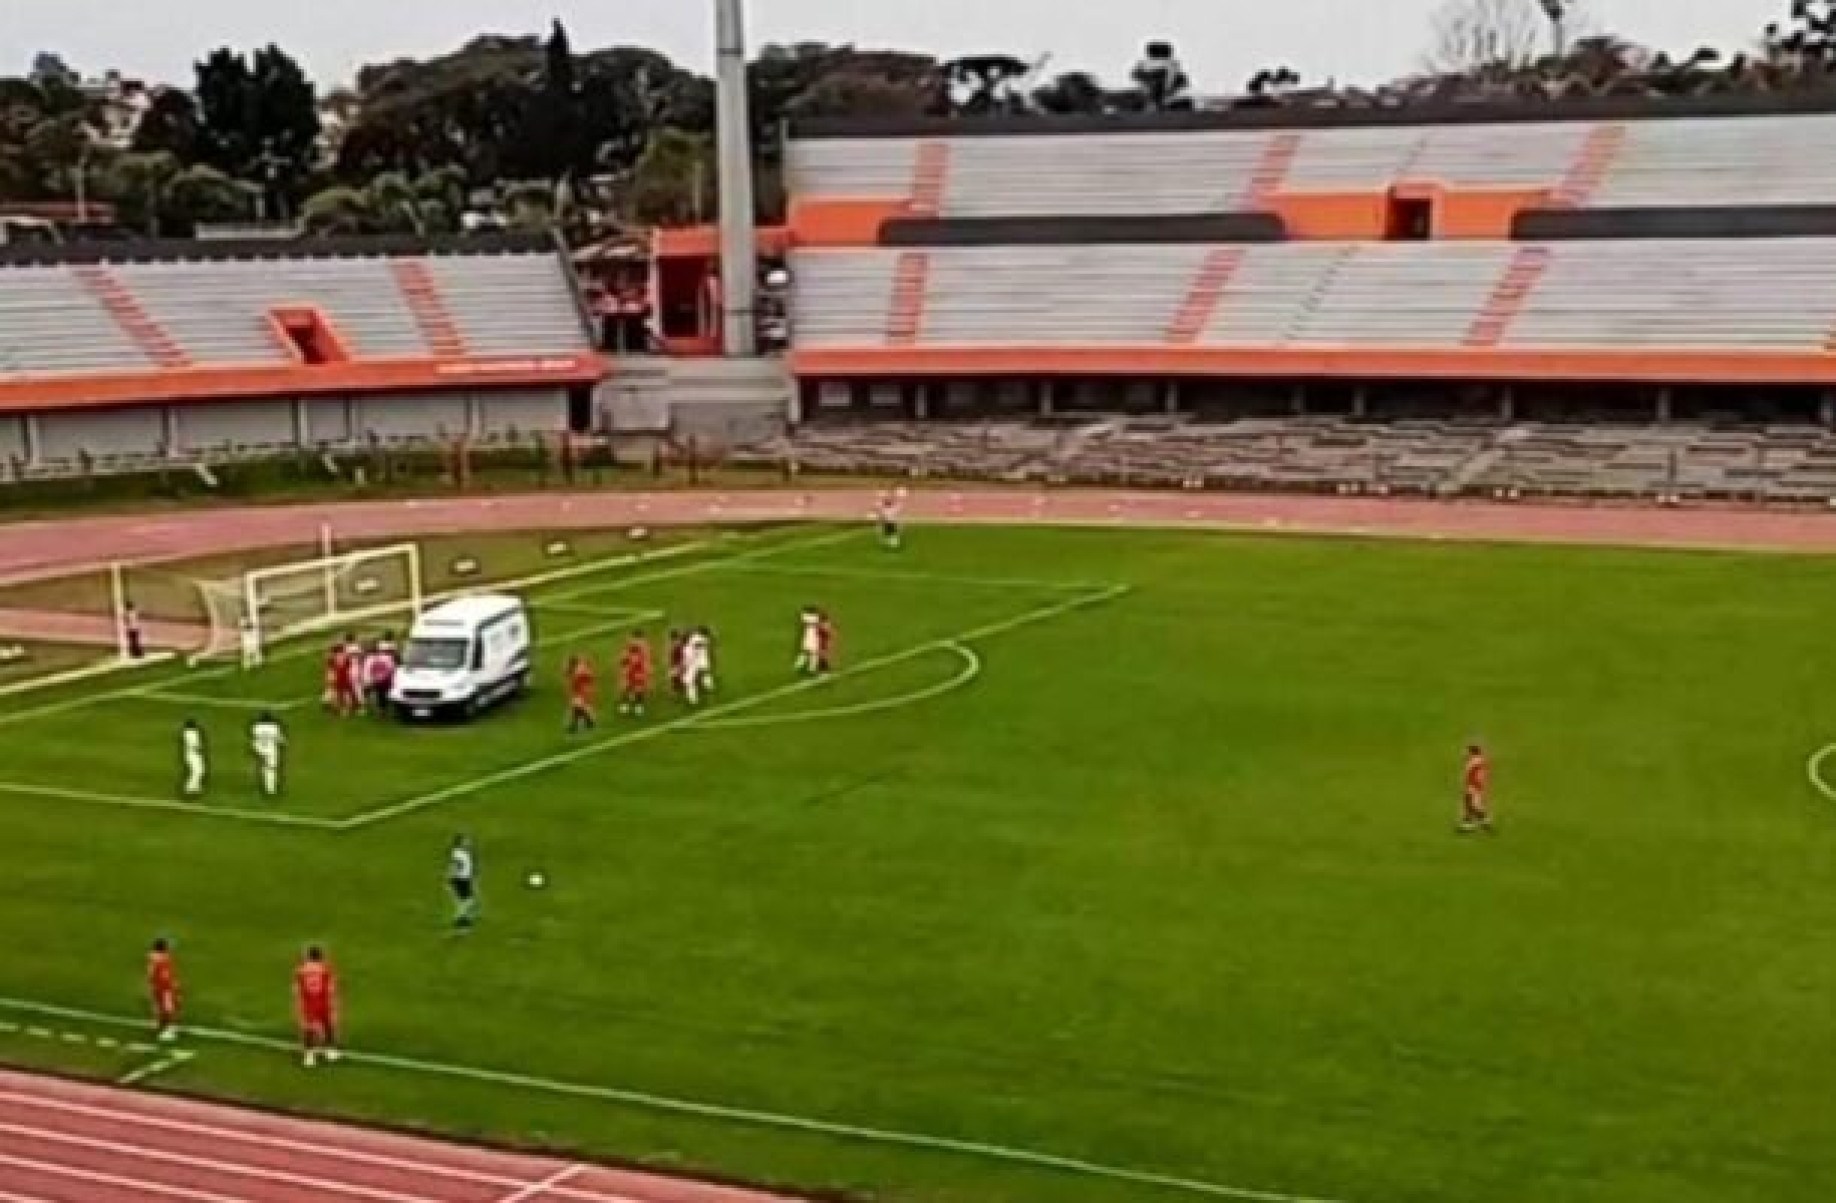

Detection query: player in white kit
xmin=239 ymin=616 xmax=262 ymax=669
xmin=683 ymin=628 xmax=715 ymax=706
xmin=250 ymin=711 xmax=285 ymax=797
xmin=180 ymin=719 xmax=207 ymax=797
xmin=794 ymin=608 xmax=822 ymax=675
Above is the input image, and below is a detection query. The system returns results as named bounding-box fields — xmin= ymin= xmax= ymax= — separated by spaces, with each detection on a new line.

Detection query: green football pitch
xmin=0 ymin=520 xmax=1833 ymax=1203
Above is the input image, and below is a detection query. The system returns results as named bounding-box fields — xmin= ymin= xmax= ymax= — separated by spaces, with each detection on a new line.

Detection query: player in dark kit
xmin=1459 ymin=743 xmax=1494 ymax=833
xmin=448 ymin=834 xmax=478 ymax=929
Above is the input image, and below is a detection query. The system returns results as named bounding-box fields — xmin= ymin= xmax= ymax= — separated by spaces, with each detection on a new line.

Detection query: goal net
xmin=189 ymin=543 xmax=424 ymax=665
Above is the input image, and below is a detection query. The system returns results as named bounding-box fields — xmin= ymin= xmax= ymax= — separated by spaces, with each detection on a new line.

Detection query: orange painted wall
xmin=787 ymin=198 xmax=909 ymax=247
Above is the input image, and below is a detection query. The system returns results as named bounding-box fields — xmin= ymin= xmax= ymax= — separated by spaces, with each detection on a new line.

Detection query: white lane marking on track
xmin=0 ymin=1091 xmax=641 ymax=1203
xmin=0 ymin=1117 xmax=453 ymax=1202
xmin=0 ymin=994 xmax=1349 ymax=1203
xmin=0 ymin=1148 xmax=243 ymax=1203
xmin=495 ymin=1166 xmax=591 ymax=1203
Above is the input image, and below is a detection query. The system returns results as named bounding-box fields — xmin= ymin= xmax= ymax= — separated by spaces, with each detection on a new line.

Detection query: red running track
xmin=0 ymin=1068 xmax=795 ymax=1203
xmin=0 ymin=489 xmax=1834 ymax=586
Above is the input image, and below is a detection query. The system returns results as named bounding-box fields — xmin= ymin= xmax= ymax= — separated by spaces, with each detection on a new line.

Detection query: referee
xmin=448 ymin=835 xmax=478 ymax=929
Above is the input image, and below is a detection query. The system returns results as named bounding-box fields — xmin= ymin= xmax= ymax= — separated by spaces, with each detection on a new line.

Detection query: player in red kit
xmin=294 ymin=946 xmax=340 ymax=1067
xmin=338 ymin=634 xmax=365 ymax=714
xmin=816 ymin=612 xmax=835 ymax=674
xmin=321 ymin=647 xmax=341 ymax=711
xmin=619 ymin=633 xmax=652 ymax=716
xmin=1459 ymin=744 xmax=1493 ymax=833
xmin=147 ymin=938 xmax=180 ymax=1043
xmin=566 ymin=655 xmax=597 ymax=733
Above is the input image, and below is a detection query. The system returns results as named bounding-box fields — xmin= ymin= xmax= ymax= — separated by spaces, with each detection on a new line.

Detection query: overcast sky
xmin=7 ymin=0 xmax=1787 ymax=92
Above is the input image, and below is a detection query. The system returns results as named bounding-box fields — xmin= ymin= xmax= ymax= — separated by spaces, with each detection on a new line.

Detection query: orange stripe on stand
xmin=1165 ymin=249 xmax=1245 ymax=345
xmin=70 ymin=266 xmax=191 ymax=369
xmin=1464 ymin=246 xmax=1552 ymax=348
xmin=886 ymin=252 xmax=932 ymax=347
xmin=1242 ymin=133 xmax=1302 ymax=207
xmin=389 ymin=259 xmax=469 ymax=358
xmin=907 ymin=141 xmax=952 ymax=216
xmin=1550 ymin=123 xmax=1627 ymax=208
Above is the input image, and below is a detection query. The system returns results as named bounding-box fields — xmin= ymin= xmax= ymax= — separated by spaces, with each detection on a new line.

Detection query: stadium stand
xmin=771 ymin=96 xmax=1836 ymax=503
xmin=0 ymin=236 xmax=606 ymax=474
xmin=788 ymin=110 xmax=1836 ymax=220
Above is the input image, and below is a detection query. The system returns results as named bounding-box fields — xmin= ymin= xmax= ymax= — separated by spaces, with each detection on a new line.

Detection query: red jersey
xmin=1464 ymin=752 xmax=1489 ymax=798
xmin=568 ymin=660 xmax=596 ymax=704
xmin=621 ymin=641 xmax=651 ymax=686
xmin=323 ymin=651 xmax=340 ymax=688
xmin=295 ymin=961 xmax=336 ymax=1013
xmin=148 ymin=951 xmax=176 ymax=995
xmin=817 ymin=618 xmax=834 ymax=655
xmin=333 ymin=646 xmax=358 ymax=685
xmin=669 ymin=637 xmax=686 ymax=679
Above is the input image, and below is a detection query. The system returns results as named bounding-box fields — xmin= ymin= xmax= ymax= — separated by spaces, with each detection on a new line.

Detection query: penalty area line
xmin=0 ymin=995 xmax=1348 ymax=1203
xmin=339 ymin=583 xmax=1130 ymax=832
xmin=0 ymin=781 xmax=343 ymax=830
xmin=696 ymin=643 xmax=982 ymax=732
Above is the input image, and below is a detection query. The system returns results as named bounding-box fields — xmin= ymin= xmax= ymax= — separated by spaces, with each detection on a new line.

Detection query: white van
xmin=391 ymin=594 xmax=532 ymax=720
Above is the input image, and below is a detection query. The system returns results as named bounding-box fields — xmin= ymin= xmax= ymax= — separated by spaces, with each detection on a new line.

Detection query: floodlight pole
xmin=715 ymin=0 xmax=759 ymax=356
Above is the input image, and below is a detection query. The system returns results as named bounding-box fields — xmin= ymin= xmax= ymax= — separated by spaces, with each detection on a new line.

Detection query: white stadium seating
xmin=789 ymin=111 xmax=1836 ymax=216
xmin=788 ymin=240 xmax=1836 ymax=353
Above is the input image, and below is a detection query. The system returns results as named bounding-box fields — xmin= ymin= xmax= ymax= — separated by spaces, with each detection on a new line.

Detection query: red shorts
xmin=623 ymin=675 xmax=648 ymax=694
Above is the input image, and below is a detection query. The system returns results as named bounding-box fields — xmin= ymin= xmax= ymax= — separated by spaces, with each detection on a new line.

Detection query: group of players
xmin=319 ymin=633 xmax=400 ymax=717
xmin=563 ymin=608 xmax=836 ymax=732
xmin=148 ymin=939 xmax=340 ymax=1067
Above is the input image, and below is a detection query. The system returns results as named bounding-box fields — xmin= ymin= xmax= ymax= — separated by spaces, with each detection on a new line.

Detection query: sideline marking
xmin=0 ymin=995 xmax=1347 ymax=1203
xmin=1806 ymin=743 xmax=1836 ymax=802
xmin=697 ymin=643 xmax=981 ymax=732
xmin=116 ymin=1048 xmax=196 ymax=1087
xmin=0 ymin=781 xmax=342 ymax=830
xmin=728 ymin=562 xmax=1105 ymax=593
xmin=340 ymin=584 xmax=1128 ymax=831
xmin=0 ymin=651 xmax=177 ymax=702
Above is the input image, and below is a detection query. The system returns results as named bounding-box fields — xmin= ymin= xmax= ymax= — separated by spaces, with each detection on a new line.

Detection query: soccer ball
xmin=525 ymin=871 xmax=547 ymax=890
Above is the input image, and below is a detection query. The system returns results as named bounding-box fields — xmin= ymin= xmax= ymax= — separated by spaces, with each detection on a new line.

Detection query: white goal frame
xmin=190 ymin=542 xmax=424 ymax=665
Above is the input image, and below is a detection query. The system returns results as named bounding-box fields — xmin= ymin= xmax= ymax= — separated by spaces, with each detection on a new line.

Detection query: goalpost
xmin=188 ymin=543 xmax=424 ymax=666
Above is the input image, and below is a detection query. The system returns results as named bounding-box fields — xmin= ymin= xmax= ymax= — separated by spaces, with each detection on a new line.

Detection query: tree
xmin=1031 ymin=71 xmax=1109 ymax=115
xmin=96 ymin=150 xmax=182 ymax=235
xmin=944 ymin=55 xmax=1033 ymax=115
xmin=167 ymin=163 xmax=256 ymax=225
xmin=1132 ymin=42 xmax=1195 ymax=111
xmin=300 ymin=184 xmax=373 ymax=234
xmin=193 ymin=44 xmax=320 ymax=209
xmin=1425 ymin=0 xmax=1549 ymax=74
xmin=131 ymin=88 xmax=201 ymax=160
xmin=625 ymin=127 xmax=714 ymax=226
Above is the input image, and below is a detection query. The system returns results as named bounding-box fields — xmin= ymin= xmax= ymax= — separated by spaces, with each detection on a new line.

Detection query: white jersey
xmin=182 ymin=728 xmax=204 ymax=760
xmin=250 ymin=719 xmax=285 ymax=762
xmin=800 ymin=612 xmax=821 ymax=653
